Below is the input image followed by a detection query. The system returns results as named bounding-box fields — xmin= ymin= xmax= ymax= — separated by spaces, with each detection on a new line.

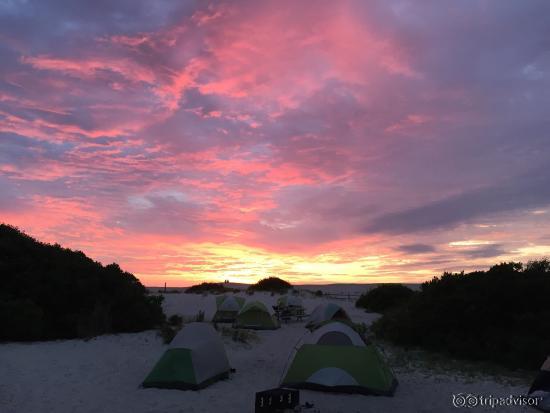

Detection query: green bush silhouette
xmin=372 ymin=260 xmax=550 ymax=369
xmin=184 ymin=282 xmax=238 ymax=294
xmin=0 ymin=224 xmax=165 ymax=341
xmin=356 ymin=284 xmax=415 ymax=313
xmin=247 ymin=277 xmax=292 ymax=293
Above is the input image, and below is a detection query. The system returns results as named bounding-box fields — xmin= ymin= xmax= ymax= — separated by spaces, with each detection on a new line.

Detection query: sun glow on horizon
xmin=135 ymin=242 xmax=396 ymax=286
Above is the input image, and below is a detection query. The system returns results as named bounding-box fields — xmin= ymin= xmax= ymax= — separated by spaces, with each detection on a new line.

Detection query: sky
xmin=1 ymin=0 xmax=550 ymax=286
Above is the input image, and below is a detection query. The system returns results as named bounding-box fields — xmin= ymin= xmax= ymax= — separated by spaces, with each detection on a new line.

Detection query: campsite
xmin=2 ymin=1 xmax=550 ymax=412
xmin=1 ymin=287 xmax=542 ymax=413
xmin=2 ymin=226 xmax=550 ymax=412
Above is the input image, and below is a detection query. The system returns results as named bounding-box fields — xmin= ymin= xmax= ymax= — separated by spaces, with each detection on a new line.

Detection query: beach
xmin=0 ymin=289 xmax=535 ymax=413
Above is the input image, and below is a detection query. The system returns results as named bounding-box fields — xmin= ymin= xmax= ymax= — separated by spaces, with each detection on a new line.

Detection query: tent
xmin=529 ymin=357 xmax=550 ymax=412
xmin=213 ymin=295 xmax=245 ymax=322
xmin=305 ymin=303 xmax=351 ymax=330
xmin=304 ymin=320 xmax=369 ymax=346
xmin=277 ymin=294 xmax=303 ymax=308
xmin=281 ymin=321 xmax=397 ymax=396
xmin=142 ymin=323 xmax=230 ymax=390
xmin=234 ymin=300 xmax=280 ymax=330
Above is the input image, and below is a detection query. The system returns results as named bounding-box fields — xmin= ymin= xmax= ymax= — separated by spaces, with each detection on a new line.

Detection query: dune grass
xmin=378 ymin=339 xmax=534 ymax=386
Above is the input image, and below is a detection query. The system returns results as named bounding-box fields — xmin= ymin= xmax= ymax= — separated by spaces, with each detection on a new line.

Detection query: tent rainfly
xmin=281 ymin=321 xmax=397 ymax=396
xmin=213 ymin=295 xmax=245 ymax=322
xmin=142 ymin=323 xmax=230 ymax=390
xmin=303 ymin=320 xmax=369 ymax=346
xmin=529 ymin=357 xmax=550 ymax=412
xmin=305 ymin=303 xmax=351 ymax=330
xmin=234 ymin=300 xmax=280 ymax=330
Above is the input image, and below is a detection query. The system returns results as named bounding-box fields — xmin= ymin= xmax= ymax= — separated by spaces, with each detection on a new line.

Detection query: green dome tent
xmin=305 ymin=320 xmax=369 ymax=346
xmin=281 ymin=321 xmax=397 ymax=396
xmin=234 ymin=300 xmax=280 ymax=330
xmin=213 ymin=295 xmax=245 ymax=322
xmin=142 ymin=323 xmax=230 ymax=390
xmin=305 ymin=303 xmax=351 ymax=330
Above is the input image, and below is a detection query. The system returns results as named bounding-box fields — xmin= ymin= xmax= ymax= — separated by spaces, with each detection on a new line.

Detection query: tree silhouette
xmin=0 ymin=224 xmax=165 ymax=341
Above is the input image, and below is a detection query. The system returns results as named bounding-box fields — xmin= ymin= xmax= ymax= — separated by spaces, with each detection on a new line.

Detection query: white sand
xmin=0 ymin=290 xmax=535 ymax=413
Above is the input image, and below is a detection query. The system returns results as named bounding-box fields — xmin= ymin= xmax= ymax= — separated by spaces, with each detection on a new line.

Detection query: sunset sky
xmin=1 ymin=1 xmax=549 ymax=286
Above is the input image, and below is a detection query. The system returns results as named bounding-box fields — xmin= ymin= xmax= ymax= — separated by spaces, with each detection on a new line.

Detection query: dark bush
xmin=218 ymin=326 xmax=259 ymax=344
xmin=168 ymin=314 xmax=183 ymax=327
xmin=356 ymin=284 xmax=415 ymax=313
xmin=158 ymin=324 xmax=177 ymax=344
xmin=195 ymin=310 xmax=205 ymax=322
xmin=247 ymin=277 xmax=292 ymax=293
xmin=184 ymin=282 xmax=237 ymax=294
xmin=0 ymin=299 xmax=44 ymax=340
xmin=372 ymin=260 xmax=550 ymax=369
xmin=0 ymin=223 xmax=165 ymax=341
xmin=315 ymin=290 xmax=323 ymax=297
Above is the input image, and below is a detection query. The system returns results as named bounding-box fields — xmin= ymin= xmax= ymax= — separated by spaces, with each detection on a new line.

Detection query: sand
xmin=0 ymin=290 xmax=536 ymax=412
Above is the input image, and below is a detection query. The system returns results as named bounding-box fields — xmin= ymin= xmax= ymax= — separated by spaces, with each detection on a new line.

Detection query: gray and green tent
xmin=234 ymin=300 xmax=279 ymax=330
xmin=142 ymin=323 xmax=230 ymax=390
xmin=305 ymin=303 xmax=351 ymax=330
xmin=281 ymin=321 xmax=397 ymax=395
xmin=213 ymin=295 xmax=245 ymax=322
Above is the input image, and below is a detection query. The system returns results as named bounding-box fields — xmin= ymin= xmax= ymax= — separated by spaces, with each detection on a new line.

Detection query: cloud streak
xmin=365 ymin=166 xmax=550 ymax=234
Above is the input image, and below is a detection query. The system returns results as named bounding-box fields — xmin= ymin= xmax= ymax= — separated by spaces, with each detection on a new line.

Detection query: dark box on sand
xmin=255 ymin=388 xmax=299 ymax=413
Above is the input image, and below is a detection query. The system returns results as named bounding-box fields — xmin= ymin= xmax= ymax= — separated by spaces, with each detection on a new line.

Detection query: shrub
xmin=315 ymin=290 xmax=323 ymax=297
xmin=372 ymin=260 xmax=550 ymax=370
xmin=168 ymin=314 xmax=183 ymax=327
xmin=0 ymin=223 xmax=165 ymax=341
xmin=77 ymin=301 xmax=112 ymax=338
xmin=247 ymin=277 xmax=292 ymax=293
xmin=355 ymin=284 xmax=415 ymax=313
xmin=351 ymin=322 xmax=368 ymax=336
xmin=184 ymin=282 xmax=237 ymax=294
xmin=158 ymin=324 xmax=177 ymax=344
xmin=218 ymin=326 xmax=258 ymax=344
xmin=0 ymin=299 xmax=44 ymax=341
xmin=195 ymin=310 xmax=205 ymax=322
xmin=232 ymin=328 xmax=257 ymax=343
xmin=159 ymin=311 xmax=204 ymax=343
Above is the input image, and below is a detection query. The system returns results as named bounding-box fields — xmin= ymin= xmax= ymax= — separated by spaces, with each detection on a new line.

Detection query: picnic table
xmin=273 ymin=305 xmax=307 ymax=322
xmin=294 ymin=307 xmax=306 ymax=321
